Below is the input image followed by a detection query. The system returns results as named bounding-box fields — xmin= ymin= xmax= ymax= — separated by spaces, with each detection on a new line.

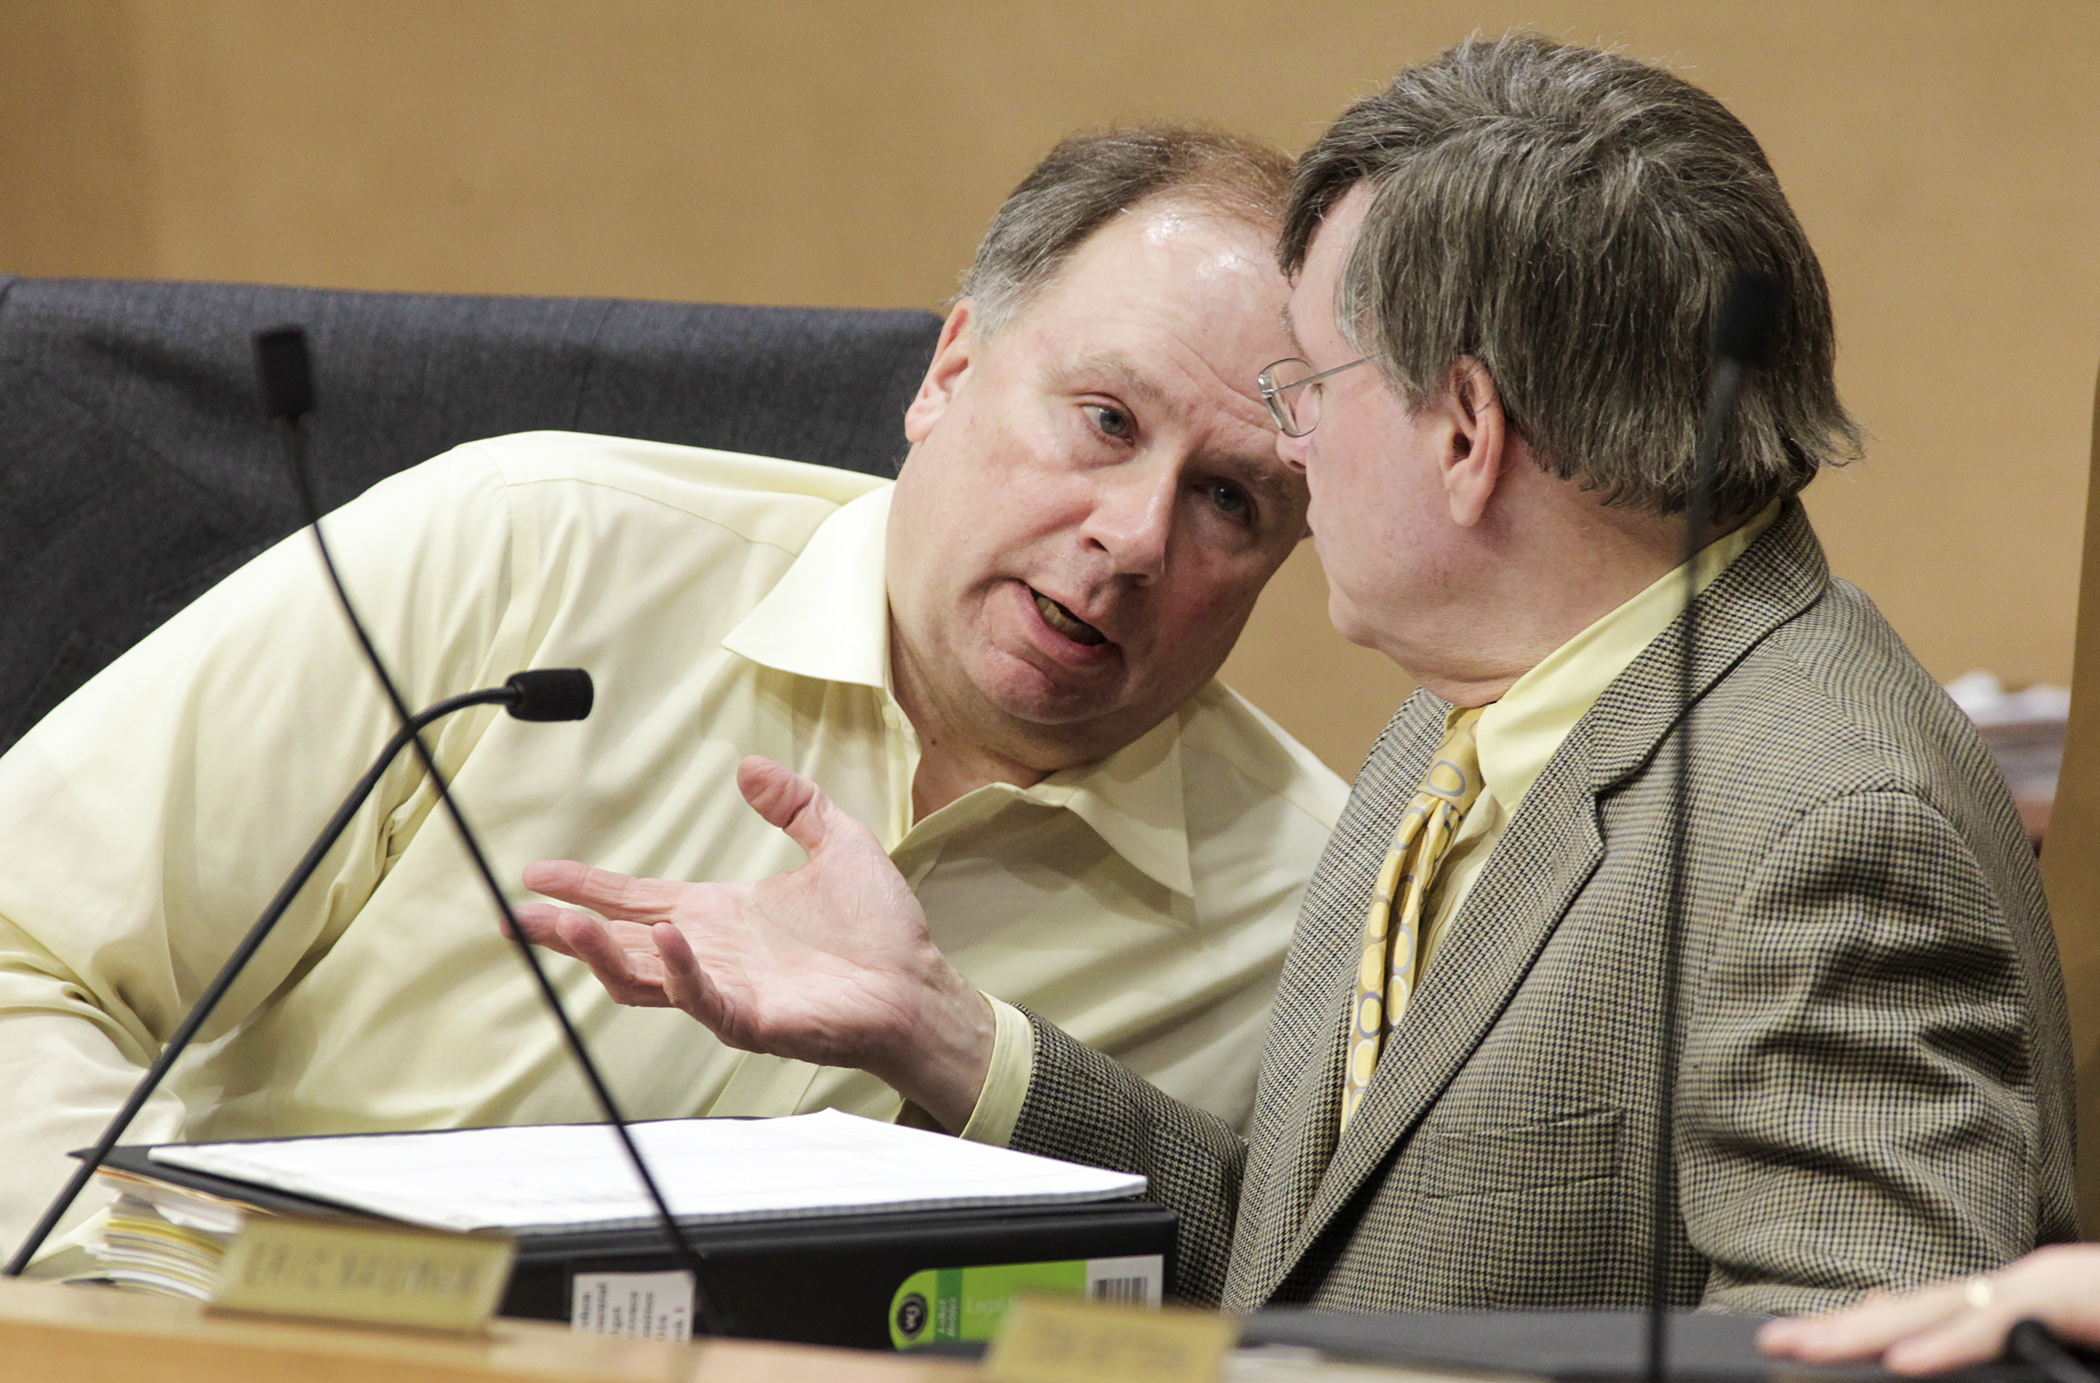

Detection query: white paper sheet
xmin=149 ymin=1109 xmax=1146 ymax=1234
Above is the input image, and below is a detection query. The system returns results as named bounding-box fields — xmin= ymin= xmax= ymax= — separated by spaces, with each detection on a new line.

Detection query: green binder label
xmin=888 ymin=1254 xmax=1162 ymax=1349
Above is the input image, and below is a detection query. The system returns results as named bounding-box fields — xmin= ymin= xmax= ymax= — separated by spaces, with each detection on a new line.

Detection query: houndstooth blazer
xmin=1009 ymin=503 xmax=2076 ymax=1315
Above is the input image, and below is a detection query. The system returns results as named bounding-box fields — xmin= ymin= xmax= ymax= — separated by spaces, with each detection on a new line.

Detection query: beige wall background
xmin=3 ymin=0 xmax=2096 ymax=776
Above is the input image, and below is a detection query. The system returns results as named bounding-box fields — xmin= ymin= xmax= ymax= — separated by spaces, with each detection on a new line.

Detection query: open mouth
xmin=1032 ymin=590 xmax=1106 ymax=647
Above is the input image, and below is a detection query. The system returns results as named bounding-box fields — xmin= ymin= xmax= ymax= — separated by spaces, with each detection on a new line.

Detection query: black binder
xmin=99 ymin=1143 xmax=1176 ymax=1351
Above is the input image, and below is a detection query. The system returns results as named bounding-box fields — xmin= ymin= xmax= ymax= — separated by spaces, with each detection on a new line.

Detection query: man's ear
xmin=902 ymin=299 xmax=979 ymax=444
xmin=1438 ymin=358 xmax=1508 ymax=528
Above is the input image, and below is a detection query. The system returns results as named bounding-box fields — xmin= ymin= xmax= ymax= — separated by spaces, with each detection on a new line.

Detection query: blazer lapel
xmin=1226 ymin=696 xmax=1441 ymax=1307
xmin=1248 ymin=501 xmax=1832 ymax=1307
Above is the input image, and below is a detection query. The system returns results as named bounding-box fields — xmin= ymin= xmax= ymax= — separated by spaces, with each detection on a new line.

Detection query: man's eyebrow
xmin=1279 ymin=305 xmax=1303 ymax=354
xmin=1048 ymin=353 xmax=1171 ymax=410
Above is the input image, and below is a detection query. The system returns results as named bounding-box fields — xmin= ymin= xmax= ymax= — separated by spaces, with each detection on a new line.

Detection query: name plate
xmin=212 ymin=1216 xmax=514 ymax=1331
xmin=985 ymin=1295 xmax=1238 ymax=1383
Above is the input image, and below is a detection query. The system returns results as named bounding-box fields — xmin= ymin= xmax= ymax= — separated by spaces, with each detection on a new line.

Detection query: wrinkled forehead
xmin=1046 ymin=210 xmax=1288 ymax=349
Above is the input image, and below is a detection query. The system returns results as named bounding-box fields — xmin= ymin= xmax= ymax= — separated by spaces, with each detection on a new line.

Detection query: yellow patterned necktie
xmin=1338 ymin=708 xmax=1485 ymax=1131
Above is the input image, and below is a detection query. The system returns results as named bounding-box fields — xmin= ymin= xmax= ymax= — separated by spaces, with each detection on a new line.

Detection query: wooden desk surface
xmin=0 ymin=1276 xmax=980 ymax=1383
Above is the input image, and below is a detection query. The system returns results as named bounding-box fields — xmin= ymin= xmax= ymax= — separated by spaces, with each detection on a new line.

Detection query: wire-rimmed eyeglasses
xmin=1257 ymin=355 xmax=1374 ymax=437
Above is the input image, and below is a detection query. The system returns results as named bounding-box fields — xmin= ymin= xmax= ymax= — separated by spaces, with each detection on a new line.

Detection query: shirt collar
xmin=722 ymin=483 xmax=1198 ymax=902
xmin=1021 ymin=714 xmax=1193 ymax=899
xmin=721 ymin=484 xmax=894 ymax=690
xmin=1474 ymin=501 xmax=1782 ymax=809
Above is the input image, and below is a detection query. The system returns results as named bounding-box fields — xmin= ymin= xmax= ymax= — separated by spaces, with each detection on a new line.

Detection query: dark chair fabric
xmin=0 ymin=275 xmax=942 ymax=751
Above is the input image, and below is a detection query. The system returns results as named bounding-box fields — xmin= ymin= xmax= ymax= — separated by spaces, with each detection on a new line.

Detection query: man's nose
xmin=1086 ymin=463 xmax=1176 ymax=581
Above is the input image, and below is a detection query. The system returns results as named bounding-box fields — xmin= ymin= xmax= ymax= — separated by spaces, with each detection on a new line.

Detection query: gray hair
xmin=1281 ymin=34 xmax=1861 ymax=518
xmin=962 ymin=126 xmax=1292 ymax=336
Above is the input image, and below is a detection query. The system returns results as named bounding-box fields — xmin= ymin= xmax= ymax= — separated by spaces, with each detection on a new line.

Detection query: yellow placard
xmin=984 ymin=1294 xmax=1238 ymax=1383
xmin=211 ymin=1215 xmax=515 ymax=1332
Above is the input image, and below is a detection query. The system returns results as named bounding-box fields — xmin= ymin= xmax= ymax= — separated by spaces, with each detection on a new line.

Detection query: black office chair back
xmin=0 ymin=276 xmax=942 ymax=749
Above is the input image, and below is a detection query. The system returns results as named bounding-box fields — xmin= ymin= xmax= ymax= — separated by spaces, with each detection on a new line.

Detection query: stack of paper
xmin=86 ymin=1169 xmax=251 ymax=1299
xmin=149 ymin=1109 xmax=1147 ymax=1234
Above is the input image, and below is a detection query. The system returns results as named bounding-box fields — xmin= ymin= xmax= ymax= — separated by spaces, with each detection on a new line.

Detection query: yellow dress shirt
xmin=0 ymin=432 xmax=1345 ymax=1263
xmin=1421 ymin=503 xmax=1782 ymax=971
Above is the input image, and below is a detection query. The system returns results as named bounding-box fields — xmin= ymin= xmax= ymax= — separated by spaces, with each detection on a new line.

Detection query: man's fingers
xmin=514 ymin=898 xmax=661 ymax=949
xmin=654 ymin=918 xmax=699 ymax=974
xmin=509 ymin=901 xmax=582 ymax=956
xmin=1883 ymin=1311 xmax=2012 ymax=1375
xmin=736 ymin=756 xmax=856 ymax=858
xmin=653 ymin=921 xmax=733 ymax=1032
xmin=543 ymin=910 xmax=670 ymax=1007
xmin=1760 ymin=1283 xmax=1970 ymax=1363
xmin=523 ymin=858 xmax=690 ymax=922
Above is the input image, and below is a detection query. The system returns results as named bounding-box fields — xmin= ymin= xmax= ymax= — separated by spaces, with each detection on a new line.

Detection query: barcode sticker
xmin=571 ymin=1270 xmax=693 ymax=1342
xmin=1085 ymin=1255 xmax=1163 ymax=1307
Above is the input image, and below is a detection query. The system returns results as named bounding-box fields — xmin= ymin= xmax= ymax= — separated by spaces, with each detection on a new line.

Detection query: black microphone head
xmin=504 ymin=668 xmax=594 ymax=722
xmin=1712 ymin=270 xmax=1783 ymax=368
xmin=254 ymin=326 xmax=315 ymax=422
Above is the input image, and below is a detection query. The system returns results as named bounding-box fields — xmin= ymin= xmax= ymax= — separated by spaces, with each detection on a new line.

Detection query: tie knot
xmin=1423 ymin=708 xmax=1484 ymax=812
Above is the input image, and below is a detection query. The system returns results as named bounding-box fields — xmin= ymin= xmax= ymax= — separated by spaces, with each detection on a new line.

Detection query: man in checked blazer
xmin=521 ymin=36 xmax=2076 ymax=1314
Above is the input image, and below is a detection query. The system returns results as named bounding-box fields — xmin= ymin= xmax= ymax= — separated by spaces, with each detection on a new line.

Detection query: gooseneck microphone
xmin=2 ymin=672 xmax=592 ymax=1277
xmin=252 ymin=326 xmax=729 ymax=1336
xmin=503 ymin=667 xmax=595 ymax=722
xmin=1642 ymin=270 xmax=1782 ymax=1383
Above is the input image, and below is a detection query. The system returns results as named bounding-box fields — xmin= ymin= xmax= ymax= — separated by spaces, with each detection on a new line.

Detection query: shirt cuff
xmin=956 ymin=996 xmax=1035 ymax=1147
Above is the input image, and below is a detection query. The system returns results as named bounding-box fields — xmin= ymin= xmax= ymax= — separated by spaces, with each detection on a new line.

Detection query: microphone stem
xmin=2 ymin=687 xmax=514 ymax=1277
xmin=271 ymin=408 xmax=730 ymax=1336
xmin=1645 ymin=353 xmax=1749 ymax=1382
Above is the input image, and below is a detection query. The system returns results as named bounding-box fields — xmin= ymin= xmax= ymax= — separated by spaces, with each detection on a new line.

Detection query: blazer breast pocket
xmin=1416 ymin=1106 xmax=1622 ymax=1199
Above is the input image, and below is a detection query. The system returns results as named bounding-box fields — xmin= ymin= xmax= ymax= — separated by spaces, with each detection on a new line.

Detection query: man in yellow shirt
xmin=522 ymin=38 xmax=2073 ymax=1315
xmin=0 ymin=126 xmax=1346 ymax=1269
